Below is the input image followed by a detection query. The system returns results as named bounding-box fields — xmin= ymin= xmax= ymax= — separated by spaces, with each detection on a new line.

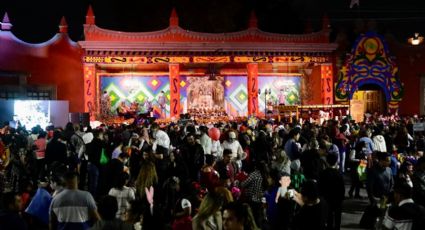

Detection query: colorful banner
xmin=224 ymin=76 xmax=248 ymax=117
xmin=100 ymin=75 xmax=170 ymax=118
xmin=83 ymin=64 xmax=96 ymax=120
xmin=247 ymin=63 xmax=259 ymax=115
xmin=169 ymin=64 xmax=180 ymax=118
xmin=258 ymin=76 xmax=301 ymax=116
xmin=321 ymin=64 xmax=333 ymax=105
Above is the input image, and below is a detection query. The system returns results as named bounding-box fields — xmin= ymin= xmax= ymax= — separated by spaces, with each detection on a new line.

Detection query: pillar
xmin=83 ymin=63 xmax=96 ymax=121
xmin=321 ymin=64 xmax=334 ymax=105
xmin=169 ymin=64 xmax=180 ymax=118
xmin=247 ymin=63 xmax=259 ymax=116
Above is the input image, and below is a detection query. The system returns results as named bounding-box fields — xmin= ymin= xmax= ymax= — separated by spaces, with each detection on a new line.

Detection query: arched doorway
xmin=350 ymin=84 xmax=387 ymax=121
xmin=335 ymin=32 xmax=403 ymax=119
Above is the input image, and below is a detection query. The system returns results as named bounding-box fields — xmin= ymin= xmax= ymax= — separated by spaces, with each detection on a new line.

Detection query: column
xmin=247 ymin=63 xmax=259 ymax=116
xmin=169 ymin=64 xmax=180 ymax=118
xmin=83 ymin=63 xmax=96 ymax=121
xmin=321 ymin=64 xmax=334 ymax=105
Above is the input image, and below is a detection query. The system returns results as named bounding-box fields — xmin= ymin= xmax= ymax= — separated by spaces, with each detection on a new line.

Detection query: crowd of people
xmin=1 ymin=114 xmax=425 ymax=230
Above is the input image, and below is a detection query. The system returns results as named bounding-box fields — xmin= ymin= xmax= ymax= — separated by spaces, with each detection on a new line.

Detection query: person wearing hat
xmin=221 ymin=131 xmax=245 ymax=171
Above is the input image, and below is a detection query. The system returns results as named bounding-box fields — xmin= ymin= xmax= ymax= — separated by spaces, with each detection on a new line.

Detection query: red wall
xmin=390 ymin=43 xmax=425 ymax=115
xmin=0 ymin=32 xmax=84 ymax=112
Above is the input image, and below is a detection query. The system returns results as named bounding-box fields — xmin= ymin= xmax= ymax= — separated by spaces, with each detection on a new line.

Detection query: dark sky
xmin=1 ymin=0 xmax=425 ymax=44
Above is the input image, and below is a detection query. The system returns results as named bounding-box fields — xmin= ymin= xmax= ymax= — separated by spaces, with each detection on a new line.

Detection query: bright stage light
xmin=14 ymin=100 xmax=51 ymax=130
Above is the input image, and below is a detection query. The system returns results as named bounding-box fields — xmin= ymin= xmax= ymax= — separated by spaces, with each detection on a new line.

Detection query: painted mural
xmin=335 ymin=32 xmax=403 ymax=111
xmin=258 ymin=76 xmax=301 ymax=114
xmin=100 ymin=75 xmax=170 ymax=118
xmin=99 ymin=75 xmax=301 ymax=118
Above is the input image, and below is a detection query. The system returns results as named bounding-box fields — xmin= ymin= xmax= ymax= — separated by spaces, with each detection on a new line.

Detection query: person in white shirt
xmin=221 ymin=131 xmax=245 ymax=171
xmin=108 ymin=172 xmax=136 ymax=220
xmin=151 ymin=123 xmax=170 ymax=153
xmin=199 ymin=126 xmax=212 ymax=155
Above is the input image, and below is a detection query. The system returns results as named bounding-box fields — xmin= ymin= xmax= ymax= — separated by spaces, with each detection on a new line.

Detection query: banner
xmin=169 ymin=64 xmax=180 ymax=118
xmin=321 ymin=64 xmax=333 ymax=105
xmin=83 ymin=64 xmax=96 ymax=120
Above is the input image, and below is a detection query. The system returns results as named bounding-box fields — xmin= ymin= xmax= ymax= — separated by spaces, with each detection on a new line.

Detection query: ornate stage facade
xmin=79 ymin=7 xmax=338 ymax=121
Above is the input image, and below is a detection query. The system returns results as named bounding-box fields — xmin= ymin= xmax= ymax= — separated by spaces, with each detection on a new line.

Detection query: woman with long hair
xmin=192 ymin=193 xmax=224 ymax=230
xmin=135 ymin=161 xmax=158 ymax=199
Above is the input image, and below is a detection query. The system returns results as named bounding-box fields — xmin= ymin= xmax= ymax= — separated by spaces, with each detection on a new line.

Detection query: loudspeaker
xmin=69 ymin=113 xmax=90 ymax=127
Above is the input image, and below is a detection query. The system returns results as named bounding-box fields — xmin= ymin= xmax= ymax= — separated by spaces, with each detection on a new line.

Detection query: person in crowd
xmin=253 ymin=126 xmax=273 ymax=165
xmin=382 ymin=182 xmax=425 ymax=230
xmin=412 ymin=156 xmax=425 ymax=207
xmin=273 ymin=150 xmax=291 ymax=178
xmin=215 ymin=149 xmax=236 ymax=188
xmin=301 ymin=148 xmax=325 ymax=181
xmin=108 ymin=171 xmax=136 ymax=220
xmin=348 ymin=141 xmax=368 ymax=199
xmin=366 ymin=151 xmax=394 ymax=207
xmin=128 ymin=132 xmax=149 ymax=182
xmin=0 ymin=192 xmax=28 ymax=230
xmin=358 ymin=129 xmax=375 ymax=155
xmin=49 ymin=171 xmax=100 ymax=230
xmin=151 ymin=123 xmax=171 ymax=183
xmin=394 ymin=126 xmax=413 ymax=154
xmin=284 ymin=128 xmax=302 ymax=171
xmin=135 ymin=161 xmax=158 ymax=200
xmin=181 ymin=133 xmax=205 ymax=182
xmin=222 ymin=201 xmax=259 ymax=230
xmin=292 ymin=180 xmax=328 ymax=230
xmin=33 ymin=131 xmax=47 ymax=181
xmin=200 ymin=126 xmax=212 ymax=155
xmin=86 ymin=129 xmax=107 ymax=198
xmin=45 ymin=130 xmax=67 ymax=168
xmin=89 ymin=195 xmax=133 ymax=230
xmin=334 ymin=125 xmax=349 ymax=173
xmin=397 ymin=160 xmax=414 ymax=187
xmin=373 ymin=128 xmax=387 ymax=153
xmin=221 ymin=131 xmax=245 ymax=171
xmin=273 ymin=171 xmax=294 ymax=230
xmin=192 ymin=193 xmax=224 ymax=230
xmin=24 ymin=180 xmax=52 ymax=229
xmin=200 ymin=154 xmax=220 ymax=191
xmin=319 ymin=153 xmax=345 ymax=230
xmin=240 ymin=161 xmax=269 ymax=228
xmin=102 ymin=152 xmax=129 ymax=197
xmin=239 ymin=130 xmax=254 ymax=172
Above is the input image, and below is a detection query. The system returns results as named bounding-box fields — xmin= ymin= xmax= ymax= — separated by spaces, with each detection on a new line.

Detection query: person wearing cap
xmin=221 ymin=131 xmax=245 ymax=171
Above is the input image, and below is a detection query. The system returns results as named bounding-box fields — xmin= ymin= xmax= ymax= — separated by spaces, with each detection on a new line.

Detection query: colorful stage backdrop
xmin=100 ymin=75 xmax=300 ymax=118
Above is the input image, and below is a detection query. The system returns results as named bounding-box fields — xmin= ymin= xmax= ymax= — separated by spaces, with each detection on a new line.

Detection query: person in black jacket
xmin=319 ymin=153 xmax=345 ymax=230
xmin=383 ymin=182 xmax=425 ymax=230
xmin=86 ymin=129 xmax=107 ymax=198
xmin=0 ymin=192 xmax=28 ymax=230
xmin=292 ymin=179 xmax=328 ymax=230
xmin=45 ymin=130 xmax=67 ymax=168
xmin=180 ymin=133 xmax=204 ymax=182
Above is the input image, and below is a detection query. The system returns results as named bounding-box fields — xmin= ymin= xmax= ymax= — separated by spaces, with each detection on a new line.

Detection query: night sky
xmin=1 ymin=0 xmax=425 ymax=44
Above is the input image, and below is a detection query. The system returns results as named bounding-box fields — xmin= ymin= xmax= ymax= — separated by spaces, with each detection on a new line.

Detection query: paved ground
xmin=341 ymin=176 xmax=370 ymax=230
